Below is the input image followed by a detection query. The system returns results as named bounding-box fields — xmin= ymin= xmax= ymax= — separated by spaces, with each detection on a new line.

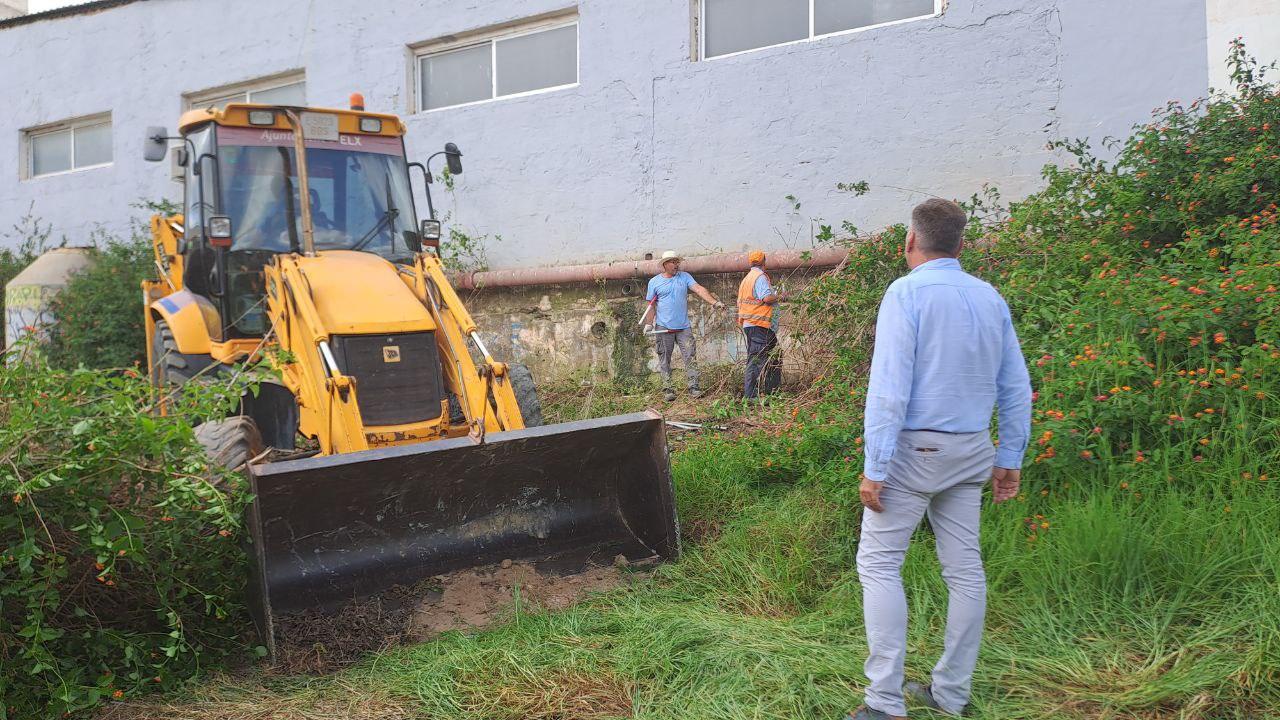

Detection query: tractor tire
xmin=195 ymin=416 xmax=265 ymax=472
xmin=151 ymin=319 xmax=214 ymax=389
xmin=508 ymin=363 xmax=543 ymax=428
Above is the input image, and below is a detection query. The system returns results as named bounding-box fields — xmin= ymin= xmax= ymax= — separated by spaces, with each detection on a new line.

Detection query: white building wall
xmin=1206 ymin=0 xmax=1280 ymax=92
xmin=0 ymin=0 xmax=1208 ymax=268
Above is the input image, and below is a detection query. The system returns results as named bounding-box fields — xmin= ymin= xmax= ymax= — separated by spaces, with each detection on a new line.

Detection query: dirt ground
xmin=272 ymin=557 xmax=639 ymax=674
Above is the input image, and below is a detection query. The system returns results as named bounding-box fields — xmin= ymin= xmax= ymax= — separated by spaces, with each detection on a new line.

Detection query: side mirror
xmin=420 ymin=219 xmax=442 ymax=246
xmin=444 ymin=142 xmax=463 ymax=175
xmin=144 ymin=126 xmax=170 ymax=162
xmin=403 ymin=230 xmax=422 ymax=252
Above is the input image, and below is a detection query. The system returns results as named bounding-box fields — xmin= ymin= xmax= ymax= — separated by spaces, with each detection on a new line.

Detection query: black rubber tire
xmin=151 ymin=318 xmax=212 ymax=389
xmin=508 ymin=363 xmax=543 ymax=428
xmin=195 ymin=416 xmax=265 ymax=472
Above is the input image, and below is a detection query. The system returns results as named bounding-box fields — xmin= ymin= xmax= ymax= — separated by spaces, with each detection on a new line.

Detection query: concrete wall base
xmin=465 ymin=270 xmax=826 ymax=390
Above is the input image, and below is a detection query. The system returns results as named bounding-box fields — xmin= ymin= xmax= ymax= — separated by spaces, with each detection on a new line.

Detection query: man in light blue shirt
xmin=848 ymin=200 xmax=1031 ymax=720
xmin=645 ymin=251 xmax=725 ymax=401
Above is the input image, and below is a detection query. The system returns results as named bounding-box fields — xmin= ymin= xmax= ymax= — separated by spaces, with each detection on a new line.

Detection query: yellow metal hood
xmin=296 ymin=251 xmax=433 ymax=335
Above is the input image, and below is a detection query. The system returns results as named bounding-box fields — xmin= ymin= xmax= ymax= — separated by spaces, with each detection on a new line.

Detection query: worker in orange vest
xmin=737 ymin=250 xmax=787 ymax=399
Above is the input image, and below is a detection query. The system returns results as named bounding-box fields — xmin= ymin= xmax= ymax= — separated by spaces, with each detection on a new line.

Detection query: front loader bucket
xmin=244 ymin=411 xmax=676 ymax=656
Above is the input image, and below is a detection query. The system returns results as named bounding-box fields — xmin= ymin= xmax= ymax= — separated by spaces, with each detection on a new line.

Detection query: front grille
xmin=329 ymin=332 xmax=444 ymax=426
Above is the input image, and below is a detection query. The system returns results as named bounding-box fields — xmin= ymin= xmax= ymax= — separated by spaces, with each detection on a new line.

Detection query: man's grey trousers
xmin=857 ymin=429 xmax=996 ymax=716
xmin=655 ymin=327 xmax=699 ymax=390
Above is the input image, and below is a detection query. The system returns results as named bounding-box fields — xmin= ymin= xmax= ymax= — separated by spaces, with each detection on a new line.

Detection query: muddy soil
xmin=272 ymin=557 xmax=641 ymax=674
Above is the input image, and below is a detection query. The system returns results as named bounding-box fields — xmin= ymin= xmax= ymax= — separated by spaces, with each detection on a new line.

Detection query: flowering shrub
xmin=801 ymin=42 xmax=1279 ymax=498
xmin=0 ymin=354 xmax=253 ymax=718
xmin=979 ymin=42 xmax=1278 ymax=490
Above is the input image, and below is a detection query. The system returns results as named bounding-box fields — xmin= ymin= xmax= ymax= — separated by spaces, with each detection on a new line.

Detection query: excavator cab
xmin=141 ymin=100 xmax=678 ymax=657
xmin=157 ymin=107 xmax=422 ymax=342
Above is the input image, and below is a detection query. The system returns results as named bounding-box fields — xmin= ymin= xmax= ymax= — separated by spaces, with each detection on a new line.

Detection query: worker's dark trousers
xmin=743 ymin=325 xmax=781 ymax=398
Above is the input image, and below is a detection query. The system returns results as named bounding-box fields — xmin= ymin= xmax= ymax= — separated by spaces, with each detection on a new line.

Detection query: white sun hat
xmin=659 ymin=250 xmax=682 ymax=266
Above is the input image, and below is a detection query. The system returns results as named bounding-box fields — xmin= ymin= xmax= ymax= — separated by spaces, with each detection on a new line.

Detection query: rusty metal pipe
xmin=451 ymin=247 xmax=848 ymax=290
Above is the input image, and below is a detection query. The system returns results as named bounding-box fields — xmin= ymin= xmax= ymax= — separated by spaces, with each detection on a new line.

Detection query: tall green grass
xmin=275 ymin=428 xmax=1272 ymax=720
xmin=165 ymin=429 xmax=1276 ymax=719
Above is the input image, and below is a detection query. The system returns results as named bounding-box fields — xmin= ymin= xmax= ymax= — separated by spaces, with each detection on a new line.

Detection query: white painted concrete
xmin=1206 ymin=0 xmax=1280 ymax=93
xmin=0 ymin=0 xmax=1209 ymax=268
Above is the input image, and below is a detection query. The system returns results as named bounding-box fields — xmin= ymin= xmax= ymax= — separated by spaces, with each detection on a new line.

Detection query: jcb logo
xmin=382 ymin=346 xmax=401 ymax=363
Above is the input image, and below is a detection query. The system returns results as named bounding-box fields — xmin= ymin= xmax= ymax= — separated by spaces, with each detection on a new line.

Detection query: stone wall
xmin=465 ymin=269 xmax=827 ymax=386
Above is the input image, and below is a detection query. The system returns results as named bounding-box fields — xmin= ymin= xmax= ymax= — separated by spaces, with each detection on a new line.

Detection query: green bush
xmin=0 ymin=356 xmax=254 ymax=718
xmin=44 ymin=231 xmax=154 ymax=371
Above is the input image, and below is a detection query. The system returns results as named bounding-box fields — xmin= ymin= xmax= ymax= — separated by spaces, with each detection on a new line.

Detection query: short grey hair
xmin=911 ymin=199 xmax=967 ymax=256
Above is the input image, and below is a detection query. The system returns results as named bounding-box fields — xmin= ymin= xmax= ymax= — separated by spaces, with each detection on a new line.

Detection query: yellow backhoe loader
xmin=140 ymin=97 xmax=677 ymax=656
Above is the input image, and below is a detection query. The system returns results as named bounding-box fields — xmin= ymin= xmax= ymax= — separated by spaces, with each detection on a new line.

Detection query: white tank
xmin=3 ymin=247 xmax=96 ymax=355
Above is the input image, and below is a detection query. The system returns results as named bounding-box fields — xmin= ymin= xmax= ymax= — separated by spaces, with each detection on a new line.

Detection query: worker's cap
xmin=660 ymin=250 xmax=682 ymax=266
xmin=748 ymin=249 xmax=766 ymax=265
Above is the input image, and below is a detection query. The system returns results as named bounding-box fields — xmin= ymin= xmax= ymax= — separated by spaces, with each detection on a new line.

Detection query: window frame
xmin=698 ymin=0 xmax=943 ymax=61
xmin=411 ymin=10 xmax=580 ymax=114
xmin=184 ymin=71 xmax=307 ymax=111
xmin=22 ymin=113 xmax=113 ymax=180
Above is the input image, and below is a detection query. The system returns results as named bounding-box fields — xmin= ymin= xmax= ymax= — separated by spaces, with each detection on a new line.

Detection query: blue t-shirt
xmin=646 ymin=271 xmax=697 ymax=330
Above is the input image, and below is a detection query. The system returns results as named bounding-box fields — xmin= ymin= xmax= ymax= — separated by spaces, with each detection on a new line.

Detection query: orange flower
xmin=113 ymin=690 xmax=124 ymax=699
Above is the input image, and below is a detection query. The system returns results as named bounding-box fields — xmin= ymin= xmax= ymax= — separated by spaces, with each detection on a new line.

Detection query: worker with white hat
xmin=644 ymin=251 xmax=725 ymax=401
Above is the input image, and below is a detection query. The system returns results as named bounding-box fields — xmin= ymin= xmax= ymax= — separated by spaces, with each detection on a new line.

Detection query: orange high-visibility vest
xmin=737 ymin=267 xmax=774 ymax=329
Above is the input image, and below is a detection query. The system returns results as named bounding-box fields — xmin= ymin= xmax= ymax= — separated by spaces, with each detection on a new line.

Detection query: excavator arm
xmin=406 ymin=252 xmax=525 ymax=438
xmin=262 ymin=255 xmax=370 ymax=454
